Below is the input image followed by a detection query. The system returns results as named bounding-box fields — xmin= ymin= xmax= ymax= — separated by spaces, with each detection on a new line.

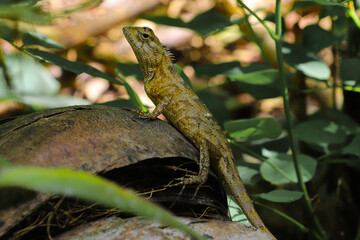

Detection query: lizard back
xmin=145 ymin=64 xmax=231 ymax=160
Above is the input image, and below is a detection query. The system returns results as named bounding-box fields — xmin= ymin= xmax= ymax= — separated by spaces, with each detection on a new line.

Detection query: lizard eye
xmin=141 ymin=33 xmax=150 ymax=40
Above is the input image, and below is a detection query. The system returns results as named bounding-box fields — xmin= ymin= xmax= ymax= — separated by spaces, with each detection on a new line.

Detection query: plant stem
xmin=347 ymin=0 xmax=360 ymax=29
xmin=331 ymin=46 xmax=339 ymax=109
xmin=273 ymin=0 xmax=326 ymax=238
xmin=239 ymin=6 xmax=271 ymax=66
xmin=237 ymin=0 xmax=279 ymax=41
xmin=254 ymin=201 xmax=309 ymax=233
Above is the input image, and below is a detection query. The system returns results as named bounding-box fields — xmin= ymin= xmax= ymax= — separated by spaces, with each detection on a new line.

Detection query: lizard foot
xmin=167 ymin=175 xmax=206 ymax=199
xmin=167 ymin=175 xmax=205 ymax=209
xmin=127 ymin=107 xmax=155 ymax=119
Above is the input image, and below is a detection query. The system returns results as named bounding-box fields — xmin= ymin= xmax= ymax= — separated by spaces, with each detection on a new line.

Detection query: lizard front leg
xmin=170 ymin=138 xmax=211 ymax=196
xmin=132 ymin=95 xmax=172 ymax=120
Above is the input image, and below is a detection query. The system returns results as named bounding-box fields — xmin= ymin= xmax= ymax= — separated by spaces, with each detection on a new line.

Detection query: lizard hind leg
xmin=169 ymin=139 xmax=211 ymax=198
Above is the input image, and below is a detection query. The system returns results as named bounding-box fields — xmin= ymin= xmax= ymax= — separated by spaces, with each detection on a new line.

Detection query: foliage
xmin=1 ymin=0 xmax=360 ymax=239
xmin=0 ymin=0 xmax=201 ymax=238
xmin=0 ymin=165 xmax=205 ymax=240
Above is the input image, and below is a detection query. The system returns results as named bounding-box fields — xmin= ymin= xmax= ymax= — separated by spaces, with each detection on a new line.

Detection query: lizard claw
xmin=166 ymin=175 xmax=205 ymax=199
xmin=127 ymin=107 xmax=153 ymax=119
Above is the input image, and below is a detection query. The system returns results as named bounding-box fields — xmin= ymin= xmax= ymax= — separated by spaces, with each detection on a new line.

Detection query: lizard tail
xmin=216 ymin=155 xmax=277 ymax=240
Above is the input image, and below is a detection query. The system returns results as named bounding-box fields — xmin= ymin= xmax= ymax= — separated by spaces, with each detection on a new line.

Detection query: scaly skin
xmin=123 ymin=26 xmax=276 ymax=239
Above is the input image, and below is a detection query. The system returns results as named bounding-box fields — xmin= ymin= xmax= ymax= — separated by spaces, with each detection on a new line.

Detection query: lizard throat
xmin=139 ymin=54 xmax=173 ymax=83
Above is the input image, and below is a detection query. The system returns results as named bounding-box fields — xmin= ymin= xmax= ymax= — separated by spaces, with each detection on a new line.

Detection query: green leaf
xmin=193 ymin=62 xmax=268 ymax=78
xmin=343 ymin=134 xmax=360 ymax=158
xmin=27 ymin=48 xmax=121 ymax=85
xmin=116 ymin=62 xmax=143 ymax=81
xmin=228 ymin=195 xmax=249 ymax=224
xmin=230 ymin=69 xmax=280 ymax=85
xmin=260 ymin=153 xmax=317 ymax=185
xmin=224 ymin=117 xmax=282 ymax=140
xmin=229 ymin=69 xmax=294 ymax=99
xmin=22 ymin=32 xmax=66 ymax=49
xmin=325 ymin=109 xmax=358 ymax=133
xmin=0 ymin=53 xmax=60 ymax=96
xmin=0 ymin=0 xmax=41 ymax=6
xmin=255 ymin=189 xmax=304 ymax=203
xmin=115 ymin=69 xmax=146 ymax=111
xmin=197 ymin=91 xmax=230 ymax=126
xmin=142 ymin=9 xmax=232 ymax=36
xmin=187 ymin=9 xmax=232 ymax=36
xmin=0 ymin=166 xmax=205 ymax=240
xmin=302 ymin=25 xmax=338 ymax=53
xmin=282 ymin=42 xmax=330 ymax=81
xmin=141 ymin=15 xmax=188 ymax=29
xmin=193 ymin=61 xmax=243 ymax=77
xmin=174 ymin=64 xmax=193 ymax=89
xmin=0 ymin=5 xmax=52 ymax=23
xmin=0 ymin=24 xmax=15 ymax=43
xmin=298 ymin=0 xmax=347 ymax=6
xmin=237 ymin=163 xmax=261 ymax=186
xmin=295 ymin=119 xmax=348 ymax=145
xmin=340 ymin=58 xmax=360 ymax=87
xmin=291 ymin=1 xmax=319 ymax=11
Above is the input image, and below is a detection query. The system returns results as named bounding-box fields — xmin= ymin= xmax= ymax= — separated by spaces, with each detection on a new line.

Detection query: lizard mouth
xmin=122 ymin=27 xmax=142 ymax=50
xmin=122 ymin=27 xmax=132 ymax=43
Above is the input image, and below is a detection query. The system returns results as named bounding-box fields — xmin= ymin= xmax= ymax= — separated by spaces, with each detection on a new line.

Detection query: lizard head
xmin=123 ymin=26 xmax=172 ymax=81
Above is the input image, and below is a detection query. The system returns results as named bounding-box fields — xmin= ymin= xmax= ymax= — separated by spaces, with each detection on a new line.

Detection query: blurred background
xmin=1 ymin=0 xmax=360 ymax=239
xmin=1 ymin=0 xmax=357 ymax=121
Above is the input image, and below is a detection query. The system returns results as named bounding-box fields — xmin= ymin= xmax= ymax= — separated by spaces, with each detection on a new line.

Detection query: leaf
xmin=230 ymin=69 xmax=280 ymax=85
xmin=0 ymin=5 xmax=52 ymax=23
xmin=0 ymin=24 xmax=15 ymax=43
xmin=229 ymin=69 xmax=294 ymax=99
xmin=340 ymin=58 xmax=360 ymax=86
xmin=302 ymin=25 xmax=338 ymax=53
xmin=0 ymin=0 xmax=41 ymax=6
xmin=224 ymin=117 xmax=282 ymax=140
xmin=295 ymin=119 xmax=348 ymax=145
xmin=197 ymin=91 xmax=230 ymax=126
xmin=228 ymin=196 xmax=249 ymax=224
xmin=291 ymin=1 xmax=319 ymax=11
xmin=116 ymin=62 xmax=143 ymax=81
xmin=255 ymin=189 xmax=304 ymax=203
xmin=282 ymin=42 xmax=330 ymax=81
xmin=298 ymin=0 xmax=346 ymax=6
xmin=27 ymin=48 xmax=121 ymax=85
xmin=22 ymin=32 xmax=65 ymax=49
xmin=237 ymin=163 xmax=261 ymax=186
xmin=326 ymin=109 xmax=359 ymax=133
xmin=142 ymin=9 xmax=232 ymax=36
xmin=260 ymin=153 xmax=317 ymax=185
xmin=193 ymin=61 xmax=243 ymax=77
xmin=141 ymin=15 xmax=188 ymax=29
xmin=174 ymin=64 xmax=193 ymax=90
xmin=115 ymin=69 xmax=146 ymax=111
xmin=187 ymin=9 xmax=232 ymax=36
xmin=1 ymin=53 xmax=60 ymax=96
xmin=342 ymin=134 xmax=360 ymax=158
xmin=0 ymin=166 xmax=205 ymax=240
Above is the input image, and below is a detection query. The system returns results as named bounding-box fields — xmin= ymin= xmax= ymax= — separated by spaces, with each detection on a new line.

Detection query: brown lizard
xmin=123 ymin=26 xmax=276 ymax=239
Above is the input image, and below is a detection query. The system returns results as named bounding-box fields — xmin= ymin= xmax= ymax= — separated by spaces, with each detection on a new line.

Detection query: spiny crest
xmin=162 ymin=44 xmax=175 ymax=63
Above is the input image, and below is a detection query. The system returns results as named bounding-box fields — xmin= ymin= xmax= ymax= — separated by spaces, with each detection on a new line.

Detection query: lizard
xmin=122 ymin=26 xmax=276 ymax=239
